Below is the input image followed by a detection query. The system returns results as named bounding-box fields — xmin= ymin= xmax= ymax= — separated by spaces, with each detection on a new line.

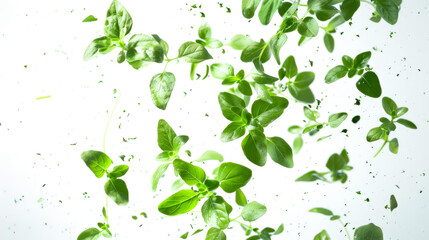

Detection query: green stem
xmin=103 ymin=95 xmax=122 ymax=153
xmin=232 ymin=219 xmax=251 ymax=229
xmin=162 ymin=61 xmax=169 ymax=74
xmin=166 ymin=56 xmax=180 ymax=62
xmin=105 ymin=195 xmax=109 ymax=224
xmin=338 ymin=219 xmax=351 ymax=240
xmin=361 ymin=0 xmax=376 ymax=8
xmin=374 ymin=138 xmax=388 ymax=158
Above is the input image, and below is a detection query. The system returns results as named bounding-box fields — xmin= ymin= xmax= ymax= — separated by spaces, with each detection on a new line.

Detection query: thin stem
xmin=374 ymin=138 xmax=388 ymax=158
xmin=230 ymin=214 xmax=242 ymax=221
xmin=162 ymin=61 xmax=169 ymax=74
xmin=338 ymin=219 xmax=351 ymax=240
xmin=232 ymin=219 xmax=251 ymax=229
xmin=361 ymin=0 xmax=376 ymax=8
xmin=105 ymin=195 xmax=109 ymax=224
xmin=103 ymin=95 xmax=122 ymax=153
xmin=165 ymin=56 xmax=180 ymax=62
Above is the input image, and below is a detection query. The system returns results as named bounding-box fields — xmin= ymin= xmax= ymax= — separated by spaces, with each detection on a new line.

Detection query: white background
xmin=1 ymin=0 xmax=429 ymax=239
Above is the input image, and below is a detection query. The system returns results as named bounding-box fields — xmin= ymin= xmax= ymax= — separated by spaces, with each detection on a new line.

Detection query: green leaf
xmin=152 ymin=34 xmax=169 ymax=57
xmin=326 ymin=153 xmax=345 ymax=172
xmin=307 ymin=0 xmax=331 ymax=11
xmin=356 ymin=71 xmax=382 ymax=98
xmin=382 ymin=97 xmax=398 ymax=116
xmin=202 ymin=196 xmax=230 ymax=229
xmin=126 ymin=34 xmax=164 ymax=68
xmin=157 ymin=119 xmax=177 ymax=151
xmin=323 ymin=33 xmax=334 ymax=53
xmin=211 ymin=63 xmax=234 ymax=80
xmin=158 ymin=189 xmax=200 ymax=216
xmin=206 ymin=38 xmax=223 ymax=49
xmin=328 ymin=112 xmax=348 ymax=128
xmin=258 ymin=0 xmax=282 ymax=25
xmin=180 ymin=232 xmax=189 ymax=239
xmin=390 ymin=194 xmax=398 ymax=211
xmin=104 ymin=0 xmax=133 ymax=40
xmin=330 ymin=215 xmax=340 ymax=221
xmin=242 ymin=201 xmax=267 ymax=222
xmin=396 ymin=119 xmax=417 ymax=129
xmin=288 ymin=125 xmax=302 ymax=134
xmin=171 ymin=179 xmax=185 ymax=191
xmin=81 ymin=150 xmax=112 ymax=178
xmin=274 ymin=224 xmax=284 ymax=235
xmin=218 ymin=92 xmax=246 ymax=121
xmin=267 ymin=137 xmax=293 ymax=168
xmin=241 ymin=39 xmax=270 ymax=63
xmin=251 ymin=72 xmax=279 ymax=84
xmin=83 ymin=37 xmax=115 ymax=61
xmin=82 ymin=15 xmax=98 ymax=22
xmin=282 ymin=56 xmax=298 ymax=79
xmin=295 ymin=72 xmax=315 ymax=88
xmin=198 ymin=23 xmax=212 ymax=40
xmin=293 ymin=135 xmax=303 ymax=154
xmin=221 ymin=122 xmax=246 ymax=142
xmin=340 ymin=0 xmax=360 ymax=21
xmin=315 ymin=5 xmax=339 ymax=21
xmin=304 ymin=106 xmax=318 ymax=121
xmin=216 ymin=162 xmax=252 ymax=193
xmin=325 ymin=65 xmax=348 ymax=83
xmin=353 ymin=51 xmax=372 ymax=69
xmin=230 ymin=34 xmax=254 ymax=50
xmin=149 ymin=72 xmax=175 ymax=110
xmin=367 ymin=127 xmax=385 ymax=142
xmin=204 ymin=179 xmax=220 ymax=191
xmin=173 ymin=136 xmax=189 ymax=152
xmin=192 ymin=151 xmax=224 ymax=163
xmin=296 ymin=171 xmax=327 ymax=182
xmin=354 ymin=223 xmax=383 ymax=240
xmin=389 ymin=138 xmax=399 ymax=154
xmin=288 ymin=85 xmax=315 ymax=103
xmin=178 ymin=42 xmax=213 ymax=63
xmin=109 ymin=165 xmax=129 ymax=178
xmin=254 ymin=83 xmax=273 ymax=103
xmin=235 ymin=189 xmax=248 ymax=206
xmin=238 ymin=80 xmax=253 ymax=96
xmin=173 ymin=159 xmax=206 ymax=186
xmin=242 ymin=0 xmax=262 ymax=19
xmin=242 ymin=130 xmax=268 ymax=166
xmin=298 ymin=17 xmax=319 ymax=37
xmin=104 ymin=178 xmax=129 ymax=205
xmin=278 ymin=1 xmax=298 ymax=18
xmin=151 ymin=163 xmax=170 ymax=191
xmin=342 ymin=55 xmax=353 ymax=68
xmin=313 ymin=230 xmax=331 ymax=240
xmin=375 ymin=0 xmax=400 ymax=25
xmin=77 ymin=228 xmax=101 ymax=240
xmin=395 ymin=107 xmax=408 ymax=117
xmin=117 ymin=50 xmax=125 ymax=63
xmin=326 ymin=15 xmax=346 ymax=32
xmin=205 ymin=227 xmax=226 ymax=240
xmin=251 ymin=97 xmax=288 ymax=127
xmin=269 ymin=33 xmax=287 ymax=65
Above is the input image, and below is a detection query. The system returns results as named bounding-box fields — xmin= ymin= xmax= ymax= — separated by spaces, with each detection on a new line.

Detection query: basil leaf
xmin=157 ymin=119 xmax=177 ymax=151
xmin=267 ymin=137 xmax=294 ymax=168
xmin=104 ymin=0 xmax=133 ymax=40
xmin=389 ymin=138 xmax=399 ymax=154
xmin=171 ymin=179 xmax=185 ymax=191
xmin=211 ymin=63 xmax=234 ymax=80
xmin=242 ymin=130 xmax=268 ymax=166
xmin=198 ymin=22 xmax=212 ymax=40
xmin=158 ymin=189 xmax=200 ymax=216
xmin=294 ymin=72 xmax=315 ymax=88
xmin=82 ymin=15 xmax=98 ymax=22
xmin=218 ymin=92 xmax=246 ymax=121
xmin=293 ymin=136 xmax=303 ymax=153
xmin=77 ymin=228 xmax=102 ymax=240
xmin=366 ymin=127 xmax=385 ymax=142
xmin=238 ymin=80 xmax=253 ymax=96
xmin=396 ymin=119 xmax=417 ymax=129
xmin=152 ymin=163 xmax=170 ymax=191
xmin=395 ymin=107 xmax=408 ymax=117
xmin=282 ymin=55 xmax=298 ymax=79
xmin=150 ymin=72 xmax=175 ymax=110
xmin=173 ymin=159 xmax=206 ymax=186
xmin=274 ymin=224 xmax=284 ymax=235
xmin=242 ymin=201 xmax=267 ymax=222
xmin=304 ymin=106 xmax=318 ymax=121
xmin=340 ymin=0 xmax=360 ymax=20
xmin=326 ymin=153 xmax=345 ymax=172
xmin=328 ymin=112 xmax=348 ymax=128
xmin=192 ymin=150 xmax=224 ymax=163
xmin=296 ymin=171 xmax=327 ymax=182
xmin=109 ymin=164 xmax=129 ymax=178
xmin=375 ymin=0 xmax=400 ymax=25
xmin=269 ymin=33 xmax=288 ymax=65
xmin=353 ymin=51 xmax=371 ymax=69
xmin=298 ymin=17 xmax=319 ymax=37
xmin=104 ymin=178 xmax=129 ymax=205
xmin=83 ymin=37 xmax=115 ymax=61
xmin=288 ymin=85 xmax=315 ymax=103
xmin=326 ymin=15 xmax=346 ymax=32
xmin=206 ymin=39 xmax=223 ymax=49
xmin=323 ymin=33 xmax=334 ymax=53
xmin=390 ymin=194 xmax=398 ymax=211
xmin=258 ymin=0 xmax=282 ymax=25
xmin=382 ymin=97 xmax=398 ymax=116
xmin=314 ymin=230 xmax=331 ymax=240
xmin=205 ymin=227 xmax=226 ymax=240
xmin=288 ymin=125 xmax=302 ymax=134
xmin=216 ymin=162 xmax=252 ymax=193
xmin=152 ymin=34 xmax=169 ymax=57
xmin=173 ymin=135 xmax=189 ymax=152
xmin=230 ymin=34 xmax=254 ymax=50
xmin=202 ymin=196 xmax=230 ymax=229
xmin=251 ymin=72 xmax=279 ymax=84
xmin=356 ymin=71 xmax=382 ymax=98
xmin=309 ymin=207 xmax=333 ymax=216
xmin=117 ymin=50 xmax=125 ymax=63
xmin=178 ymin=42 xmax=213 ymax=63
xmin=221 ymin=122 xmax=246 ymax=142
xmin=81 ymin=150 xmax=112 ymax=178
xmin=354 ymin=223 xmax=383 ymax=240
xmin=235 ymin=189 xmax=248 ymax=207
xmin=279 ymin=16 xmax=299 ymax=33
xmin=316 ymin=5 xmax=339 ymax=21
xmin=307 ymin=0 xmax=331 ymax=11
xmin=242 ymin=0 xmax=262 ymax=19
xmin=251 ymin=97 xmax=288 ymax=127
xmin=241 ymin=39 xmax=270 ymax=63
xmin=126 ymin=34 xmax=164 ymax=68
xmin=254 ymin=83 xmax=273 ymax=103
xmin=325 ymin=65 xmax=348 ymax=83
